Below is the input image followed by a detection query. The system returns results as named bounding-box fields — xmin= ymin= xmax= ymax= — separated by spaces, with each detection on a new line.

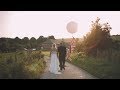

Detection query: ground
xmin=40 ymin=56 xmax=98 ymax=79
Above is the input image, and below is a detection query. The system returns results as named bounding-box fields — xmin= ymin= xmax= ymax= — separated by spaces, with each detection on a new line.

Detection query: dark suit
xmin=57 ymin=45 xmax=66 ymax=70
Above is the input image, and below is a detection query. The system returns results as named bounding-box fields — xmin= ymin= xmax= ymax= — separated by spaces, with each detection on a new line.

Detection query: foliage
xmin=42 ymin=51 xmax=50 ymax=57
xmin=0 ymin=35 xmax=55 ymax=53
xmin=75 ymin=41 xmax=84 ymax=52
xmin=30 ymin=37 xmax=37 ymax=48
xmin=0 ymin=51 xmax=45 ymax=79
xmin=70 ymin=51 xmax=120 ymax=79
xmin=82 ymin=17 xmax=112 ymax=56
xmin=72 ymin=17 xmax=120 ymax=79
xmin=48 ymin=35 xmax=55 ymax=39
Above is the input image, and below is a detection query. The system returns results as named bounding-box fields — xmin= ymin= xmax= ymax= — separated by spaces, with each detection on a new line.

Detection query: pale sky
xmin=0 ymin=11 xmax=120 ymax=39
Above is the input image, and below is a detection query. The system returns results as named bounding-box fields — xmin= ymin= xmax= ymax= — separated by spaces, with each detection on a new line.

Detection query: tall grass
xmin=96 ymin=49 xmax=120 ymax=62
xmin=70 ymin=49 xmax=120 ymax=79
xmin=42 ymin=51 xmax=50 ymax=57
xmin=0 ymin=50 xmax=46 ymax=79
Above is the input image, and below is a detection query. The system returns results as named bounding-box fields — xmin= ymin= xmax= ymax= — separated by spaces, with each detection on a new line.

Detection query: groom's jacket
xmin=58 ymin=46 xmax=66 ymax=57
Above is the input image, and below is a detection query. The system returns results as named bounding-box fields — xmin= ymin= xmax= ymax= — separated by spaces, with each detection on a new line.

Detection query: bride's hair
xmin=52 ymin=43 xmax=57 ymax=49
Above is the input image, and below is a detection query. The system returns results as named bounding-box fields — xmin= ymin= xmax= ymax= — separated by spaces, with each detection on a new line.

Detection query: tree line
xmin=0 ymin=35 xmax=55 ymax=53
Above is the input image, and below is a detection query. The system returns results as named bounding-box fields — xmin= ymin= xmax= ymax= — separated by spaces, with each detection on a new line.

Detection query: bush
xmin=0 ymin=51 xmax=46 ymax=79
xmin=76 ymin=17 xmax=112 ymax=56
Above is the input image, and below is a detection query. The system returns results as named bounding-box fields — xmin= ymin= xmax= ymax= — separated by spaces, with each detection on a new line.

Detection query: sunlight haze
xmin=0 ymin=11 xmax=120 ymax=39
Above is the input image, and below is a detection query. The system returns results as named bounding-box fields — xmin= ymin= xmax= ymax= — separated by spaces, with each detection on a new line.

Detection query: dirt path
xmin=40 ymin=56 xmax=98 ymax=79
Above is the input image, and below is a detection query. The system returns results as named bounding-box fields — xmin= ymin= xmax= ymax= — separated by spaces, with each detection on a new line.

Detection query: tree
xmin=37 ymin=36 xmax=47 ymax=44
xmin=37 ymin=36 xmax=44 ymax=44
xmin=75 ymin=41 xmax=84 ymax=52
xmin=14 ymin=37 xmax=21 ymax=44
xmin=22 ymin=37 xmax=30 ymax=49
xmin=48 ymin=35 xmax=55 ymax=39
xmin=30 ymin=37 xmax=37 ymax=48
xmin=83 ymin=17 xmax=112 ymax=56
xmin=22 ymin=37 xmax=29 ymax=42
xmin=0 ymin=38 xmax=8 ymax=52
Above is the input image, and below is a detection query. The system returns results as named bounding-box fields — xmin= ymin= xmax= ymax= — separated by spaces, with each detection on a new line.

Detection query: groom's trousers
xmin=59 ymin=56 xmax=65 ymax=70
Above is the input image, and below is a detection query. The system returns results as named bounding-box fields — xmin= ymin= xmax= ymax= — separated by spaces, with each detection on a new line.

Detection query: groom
xmin=57 ymin=42 xmax=67 ymax=71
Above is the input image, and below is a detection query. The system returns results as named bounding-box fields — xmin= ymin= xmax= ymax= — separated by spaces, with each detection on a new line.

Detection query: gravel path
xmin=40 ymin=56 xmax=98 ymax=79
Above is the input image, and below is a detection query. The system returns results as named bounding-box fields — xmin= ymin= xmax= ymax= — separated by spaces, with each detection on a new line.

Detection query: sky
xmin=0 ymin=11 xmax=120 ymax=39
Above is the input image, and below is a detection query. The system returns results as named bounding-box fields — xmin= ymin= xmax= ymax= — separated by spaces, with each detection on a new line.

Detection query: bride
xmin=49 ymin=43 xmax=61 ymax=74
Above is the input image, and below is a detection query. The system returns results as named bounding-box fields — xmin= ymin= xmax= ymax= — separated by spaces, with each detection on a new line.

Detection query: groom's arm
xmin=65 ymin=47 xmax=67 ymax=57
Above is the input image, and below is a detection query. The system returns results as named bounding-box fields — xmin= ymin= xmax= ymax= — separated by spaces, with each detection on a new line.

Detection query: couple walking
xmin=49 ymin=42 xmax=66 ymax=74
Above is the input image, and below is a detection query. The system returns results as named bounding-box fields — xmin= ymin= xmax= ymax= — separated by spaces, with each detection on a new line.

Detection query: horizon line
xmin=0 ymin=34 xmax=120 ymax=39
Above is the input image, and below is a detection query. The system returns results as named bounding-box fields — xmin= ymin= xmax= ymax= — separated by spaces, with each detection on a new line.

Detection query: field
xmin=0 ymin=50 xmax=46 ymax=79
xmin=42 ymin=51 xmax=50 ymax=57
xmin=69 ymin=51 xmax=120 ymax=79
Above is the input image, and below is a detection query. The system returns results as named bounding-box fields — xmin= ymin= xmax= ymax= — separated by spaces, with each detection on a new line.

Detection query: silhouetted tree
xmin=48 ymin=35 xmax=55 ymax=39
xmin=14 ymin=37 xmax=21 ymax=44
xmin=22 ymin=37 xmax=30 ymax=49
xmin=30 ymin=37 xmax=37 ymax=48
xmin=37 ymin=36 xmax=44 ymax=44
xmin=83 ymin=17 xmax=112 ymax=56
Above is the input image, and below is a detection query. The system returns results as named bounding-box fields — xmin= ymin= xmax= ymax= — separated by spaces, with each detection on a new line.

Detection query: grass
xmin=25 ymin=59 xmax=45 ymax=79
xmin=70 ymin=52 xmax=120 ymax=79
xmin=0 ymin=50 xmax=46 ymax=79
xmin=42 ymin=51 xmax=50 ymax=57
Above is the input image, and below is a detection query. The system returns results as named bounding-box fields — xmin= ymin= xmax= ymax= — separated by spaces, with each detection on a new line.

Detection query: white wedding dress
xmin=49 ymin=50 xmax=61 ymax=74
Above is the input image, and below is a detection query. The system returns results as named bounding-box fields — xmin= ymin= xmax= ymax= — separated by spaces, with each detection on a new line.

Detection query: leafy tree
xmin=14 ymin=37 xmax=21 ymax=44
xmin=83 ymin=17 xmax=112 ymax=56
xmin=37 ymin=36 xmax=44 ymax=44
xmin=22 ymin=37 xmax=29 ymax=44
xmin=48 ymin=35 xmax=55 ymax=39
xmin=22 ymin=37 xmax=30 ymax=49
xmin=30 ymin=37 xmax=37 ymax=48
xmin=0 ymin=38 xmax=10 ymax=52
xmin=37 ymin=36 xmax=48 ymax=50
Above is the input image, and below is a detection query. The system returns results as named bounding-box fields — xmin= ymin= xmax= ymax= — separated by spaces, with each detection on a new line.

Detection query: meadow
xmin=69 ymin=50 xmax=120 ymax=79
xmin=0 ymin=50 xmax=46 ymax=79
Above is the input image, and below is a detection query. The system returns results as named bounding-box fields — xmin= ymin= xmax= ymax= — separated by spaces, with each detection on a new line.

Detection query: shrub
xmin=0 ymin=51 xmax=46 ymax=79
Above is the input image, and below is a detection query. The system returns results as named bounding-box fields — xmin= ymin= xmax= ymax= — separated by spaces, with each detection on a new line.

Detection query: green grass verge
xmin=70 ymin=53 xmax=120 ymax=79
